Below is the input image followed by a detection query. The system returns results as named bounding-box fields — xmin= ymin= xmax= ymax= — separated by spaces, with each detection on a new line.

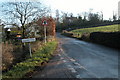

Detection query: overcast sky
xmin=0 ymin=0 xmax=119 ymax=20
xmin=41 ymin=0 xmax=119 ymax=20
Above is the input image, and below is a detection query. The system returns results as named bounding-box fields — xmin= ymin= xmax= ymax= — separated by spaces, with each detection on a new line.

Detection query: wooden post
xmin=29 ymin=43 xmax=32 ymax=57
xmin=44 ymin=26 xmax=47 ymax=43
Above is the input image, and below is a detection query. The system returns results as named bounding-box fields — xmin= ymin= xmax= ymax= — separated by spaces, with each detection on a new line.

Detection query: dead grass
xmin=2 ymin=42 xmax=23 ymax=71
xmin=1 ymin=37 xmax=56 ymax=71
xmin=2 ymin=42 xmax=14 ymax=70
xmin=1 ymin=41 xmax=42 ymax=71
xmin=31 ymin=41 xmax=43 ymax=53
xmin=0 ymin=43 xmax=2 ymax=71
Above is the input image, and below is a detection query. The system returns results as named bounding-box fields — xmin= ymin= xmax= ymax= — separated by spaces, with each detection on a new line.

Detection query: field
xmin=71 ymin=24 xmax=119 ymax=38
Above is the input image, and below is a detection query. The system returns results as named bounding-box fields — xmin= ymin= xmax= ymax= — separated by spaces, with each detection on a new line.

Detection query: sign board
xmin=42 ymin=19 xmax=48 ymax=26
xmin=22 ymin=38 xmax=36 ymax=43
xmin=7 ymin=29 xmax=11 ymax=31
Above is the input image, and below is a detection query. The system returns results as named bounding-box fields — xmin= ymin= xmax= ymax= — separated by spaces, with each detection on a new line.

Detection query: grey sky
xmin=0 ymin=0 xmax=119 ymax=21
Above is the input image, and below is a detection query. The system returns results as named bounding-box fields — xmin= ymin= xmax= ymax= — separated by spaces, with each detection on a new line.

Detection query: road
xmin=33 ymin=33 xmax=119 ymax=79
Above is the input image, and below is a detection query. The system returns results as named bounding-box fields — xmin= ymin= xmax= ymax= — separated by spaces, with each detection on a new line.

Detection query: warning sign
xmin=42 ymin=19 xmax=48 ymax=26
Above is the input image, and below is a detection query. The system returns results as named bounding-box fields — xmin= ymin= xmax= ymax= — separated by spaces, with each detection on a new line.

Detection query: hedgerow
xmin=2 ymin=41 xmax=57 ymax=79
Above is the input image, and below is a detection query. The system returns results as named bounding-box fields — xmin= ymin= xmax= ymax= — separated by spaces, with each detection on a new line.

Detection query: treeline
xmin=56 ymin=11 xmax=119 ymax=32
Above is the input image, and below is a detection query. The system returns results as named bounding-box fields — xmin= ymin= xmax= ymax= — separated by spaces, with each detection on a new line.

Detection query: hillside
xmin=71 ymin=24 xmax=119 ymax=38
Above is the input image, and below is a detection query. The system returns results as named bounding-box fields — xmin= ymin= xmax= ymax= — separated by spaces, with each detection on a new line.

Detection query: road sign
xmin=22 ymin=38 xmax=36 ymax=57
xmin=22 ymin=38 xmax=36 ymax=43
xmin=42 ymin=19 xmax=48 ymax=26
xmin=42 ymin=19 xmax=48 ymax=43
xmin=7 ymin=28 xmax=11 ymax=31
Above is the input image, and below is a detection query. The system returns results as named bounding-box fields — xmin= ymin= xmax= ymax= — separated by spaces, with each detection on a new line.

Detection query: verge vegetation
xmin=62 ymin=24 xmax=119 ymax=49
xmin=2 ymin=40 xmax=57 ymax=79
xmin=71 ymin=24 xmax=119 ymax=38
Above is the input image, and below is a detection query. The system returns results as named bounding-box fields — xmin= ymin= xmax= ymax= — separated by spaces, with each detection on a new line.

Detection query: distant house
xmin=63 ymin=17 xmax=78 ymax=23
xmin=26 ymin=16 xmax=56 ymax=38
xmin=4 ymin=24 xmax=21 ymax=33
xmin=3 ymin=24 xmax=22 ymax=39
xmin=26 ymin=23 xmax=41 ymax=37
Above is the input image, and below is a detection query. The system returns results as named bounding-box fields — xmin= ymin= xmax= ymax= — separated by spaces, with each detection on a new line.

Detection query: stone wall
xmin=90 ymin=32 xmax=120 ymax=49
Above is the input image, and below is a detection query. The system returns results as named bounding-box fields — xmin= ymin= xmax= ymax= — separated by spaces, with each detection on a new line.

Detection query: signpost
xmin=22 ymin=38 xmax=36 ymax=57
xmin=42 ymin=19 xmax=48 ymax=43
xmin=44 ymin=25 xmax=47 ymax=43
xmin=22 ymin=38 xmax=36 ymax=43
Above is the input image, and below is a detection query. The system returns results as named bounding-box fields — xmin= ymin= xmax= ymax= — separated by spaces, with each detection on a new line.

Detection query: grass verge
xmin=71 ymin=24 xmax=119 ymax=38
xmin=2 ymin=40 xmax=58 ymax=79
xmin=61 ymin=24 xmax=120 ymax=49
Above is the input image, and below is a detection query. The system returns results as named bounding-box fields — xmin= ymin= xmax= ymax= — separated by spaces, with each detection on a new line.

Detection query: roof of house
xmin=65 ymin=17 xmax=77 ymax=20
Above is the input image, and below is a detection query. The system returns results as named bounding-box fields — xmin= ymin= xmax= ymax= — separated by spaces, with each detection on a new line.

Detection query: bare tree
xmin=82 ymin=12 xmax=88 ymax=21
xmin=69 ymin=13 xmax=73 ymax=17
xmin=2 ymin=2 xmax=50 ymax=38
xmin=55 ymin=9 xmax=60 ymax=23
xmin=113 ymin=11 xmax=117 ymax=21
xmin=100 ymin=11 xmax=103 ymax=21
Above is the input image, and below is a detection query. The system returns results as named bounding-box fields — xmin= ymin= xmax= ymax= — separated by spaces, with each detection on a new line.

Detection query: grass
xmin=71 ymin=24 xmax=119 ymax=38
xmin=0 ymin=38 xmax=2 ymax=43
xmin=2 ymin=40 xmax=58 ymax=79
xmin=0 ymin=31 xmax=2 ymax=43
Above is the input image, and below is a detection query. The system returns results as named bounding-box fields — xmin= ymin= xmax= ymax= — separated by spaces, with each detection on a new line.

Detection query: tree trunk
xmin=22 ymin=25 xmax=25 ymax=38
xmin=22 ymin=25 xmax=25 ymax=54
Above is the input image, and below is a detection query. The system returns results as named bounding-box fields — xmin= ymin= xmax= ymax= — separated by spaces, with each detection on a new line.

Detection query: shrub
xmin=61 ymin=30 xmax=73 ymax=37
xmin=2 ymin=43 xmax=14 ymax=71
xmin=81 ymin=33 xmax=90 ymax=41
xmin=2 ymin=40 xmax=57 ymax=79
xmin=2 ymin=42 xmax=24 ymax=71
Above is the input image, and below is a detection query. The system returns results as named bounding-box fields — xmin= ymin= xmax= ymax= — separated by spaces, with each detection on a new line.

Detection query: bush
xmin=2 ymin=42 xmax=24 ymax=72
xmin=2 ymin=41 xmax=58 ymax=79
xmin=61 ymin=30 xmax=73 ymax=37
xmin=2 ymin=43 xmax=14 ymax=71
xmin=81 ymin=33 xmax=90 ymax=41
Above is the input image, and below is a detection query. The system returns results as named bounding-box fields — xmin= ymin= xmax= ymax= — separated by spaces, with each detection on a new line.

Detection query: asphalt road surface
xmin=33 ymin=33 xmax=119 ymax=79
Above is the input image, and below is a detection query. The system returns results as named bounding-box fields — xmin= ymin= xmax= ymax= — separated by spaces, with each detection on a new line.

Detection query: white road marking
xmin=61 ymin=50 xmax=98 ymax=77
xmin=60 ymin=48 xmax=63 ymax=52
xmin=67 ymin=65 xmax=72 ymax=68
xmin=69 ymin=68 xmax=77 ymax=73
xmin=61 ymin=57 xmax=64 ymax=60
xmin=67 ymin=65 xmax=77 ymax=73
xmin=74 ymin=63 xmax=99 ymax=78
xmin=73 ymin=62 xmax=80 ymax=65
xmin=70 ymin=58 xmax=76 ymax=62
xmin=73 ymin=62 xmax=86 ymax=69
xmin=58 ymin=54 xmax=61 ymax=56
xmin=63 ymin=60 xmax=67 ymax=62
xmin=76 ymin=75 xmax=81 ymax=78
xmin=79 ymin=66 xmax=84 ymax=69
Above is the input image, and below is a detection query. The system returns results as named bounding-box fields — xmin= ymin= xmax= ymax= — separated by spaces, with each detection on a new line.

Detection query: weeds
xmin=2 ymin=40 xmax=57 ymax=79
